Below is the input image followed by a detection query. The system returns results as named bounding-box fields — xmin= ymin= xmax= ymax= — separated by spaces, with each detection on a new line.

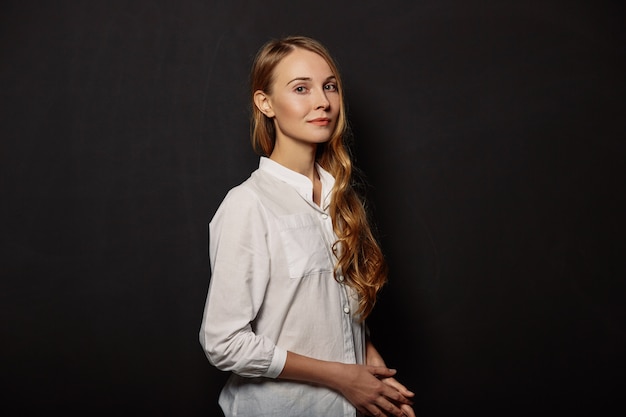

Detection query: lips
xmin=308 ymin=118 xmax=331 ymax=126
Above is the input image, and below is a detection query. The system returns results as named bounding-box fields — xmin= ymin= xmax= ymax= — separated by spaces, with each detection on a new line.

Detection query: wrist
xmin=323 ymin=361 xmax=347 ymax=391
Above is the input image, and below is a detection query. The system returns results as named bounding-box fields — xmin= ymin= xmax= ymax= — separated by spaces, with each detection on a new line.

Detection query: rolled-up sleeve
xmin=199 ymin=186 xmax=286 ymax=378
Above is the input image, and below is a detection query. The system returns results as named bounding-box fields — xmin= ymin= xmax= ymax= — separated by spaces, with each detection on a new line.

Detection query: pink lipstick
xmin=308 ymin=118 xmax=331 ymax=126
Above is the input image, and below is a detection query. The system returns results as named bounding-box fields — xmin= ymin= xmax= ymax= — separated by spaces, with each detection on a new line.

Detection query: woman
xmin=200 ymin=35 xmax=415 ymax=417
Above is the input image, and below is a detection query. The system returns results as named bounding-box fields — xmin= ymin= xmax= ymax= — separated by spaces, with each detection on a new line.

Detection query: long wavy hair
xmin=250 ymin=36 xmax=387 ymax=320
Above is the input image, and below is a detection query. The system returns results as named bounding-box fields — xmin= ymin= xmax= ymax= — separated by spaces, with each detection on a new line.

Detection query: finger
xmin=379 ymin=383 xmax=413 ymax=406
xmin=355 ymin=405 xmax=371 ymax=417
xmin=381 ymin=377 xmax=415 ymax=398
xmin=363 ymin=403 xmax=385 ymax=417
xmin=399 ymin=403 xmax=416 ymax=417
xmin=372 ymin=397 xmax=405 ymax=417
xmin=380 ymin=386 xmax=417 ymax=416
xmin=370 ymin=366 xmax=397 ymax=378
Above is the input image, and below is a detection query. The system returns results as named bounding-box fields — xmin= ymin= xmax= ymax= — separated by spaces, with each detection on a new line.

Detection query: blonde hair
xmin=250 ymin=36 xmax=387 ymax=320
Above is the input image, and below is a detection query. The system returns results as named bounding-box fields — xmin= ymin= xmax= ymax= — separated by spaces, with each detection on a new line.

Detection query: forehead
xmin=272 ymin=48 xmax=335 ymax=82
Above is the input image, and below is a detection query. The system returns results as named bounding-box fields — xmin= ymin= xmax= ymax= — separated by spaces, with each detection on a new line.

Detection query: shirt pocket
xmin=278 ymin=213 xmax=334 ymax=279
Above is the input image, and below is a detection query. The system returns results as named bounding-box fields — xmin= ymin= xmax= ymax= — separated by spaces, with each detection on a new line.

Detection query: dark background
xmin=1 ymin=1 xmax=624 ymax=415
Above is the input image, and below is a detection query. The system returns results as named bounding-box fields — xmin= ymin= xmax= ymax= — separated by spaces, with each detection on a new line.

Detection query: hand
xmin=380 ymin=376 xmax=415 ymax=417
xmin=332 ymin=364 xmax=414 ymax=417
xmin=364 ymin=341 xmax=415 ymax=416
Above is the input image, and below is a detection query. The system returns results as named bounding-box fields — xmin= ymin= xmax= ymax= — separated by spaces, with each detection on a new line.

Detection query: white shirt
xmin=200 ymin=157 xmax=365 ymax=417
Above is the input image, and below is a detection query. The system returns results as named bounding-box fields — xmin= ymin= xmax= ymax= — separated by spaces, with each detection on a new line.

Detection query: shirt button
xmin=321 ymin=213 xmax=328 ymax=219
xmin=338 ymin=275 xmax=344 ymax=282
xmin=343 ymin=306 xmax=350 ymax=314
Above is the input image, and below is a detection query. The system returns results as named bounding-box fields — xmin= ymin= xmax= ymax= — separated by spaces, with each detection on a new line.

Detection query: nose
xmin=315 ymin=89 xmax=330 ymax=110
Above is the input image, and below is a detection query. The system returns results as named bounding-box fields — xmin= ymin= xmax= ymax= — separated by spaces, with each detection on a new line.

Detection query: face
xmin=256 ymin=48 xmax=340 ymax=150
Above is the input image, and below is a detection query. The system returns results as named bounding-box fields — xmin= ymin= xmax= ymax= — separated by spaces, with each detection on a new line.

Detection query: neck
xmin=270 ymin=141 xmax=318 ymax=184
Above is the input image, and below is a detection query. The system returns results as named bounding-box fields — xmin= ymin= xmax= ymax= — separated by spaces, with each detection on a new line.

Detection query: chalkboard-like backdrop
xmin=1 ymin=1 xmax=623 ymax=415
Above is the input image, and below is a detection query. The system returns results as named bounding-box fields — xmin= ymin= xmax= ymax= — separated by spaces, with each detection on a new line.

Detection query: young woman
xmin=200 ymin=36 xmax=415 ymax=417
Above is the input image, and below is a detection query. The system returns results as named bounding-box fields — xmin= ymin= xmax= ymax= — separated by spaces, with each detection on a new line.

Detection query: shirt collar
xmin=259 ymin=157 xmax=335 ymax=210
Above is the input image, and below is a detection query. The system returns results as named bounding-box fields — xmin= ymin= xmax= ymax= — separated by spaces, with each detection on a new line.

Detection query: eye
xmin=294 ymin=86 xmax=308 ymax=94
xmin=324 ymin=83 xmax=338 ymax=92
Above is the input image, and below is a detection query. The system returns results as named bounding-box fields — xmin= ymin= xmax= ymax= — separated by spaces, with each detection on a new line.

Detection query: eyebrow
xmin=286 ymin=75 xmax=336 ymax=86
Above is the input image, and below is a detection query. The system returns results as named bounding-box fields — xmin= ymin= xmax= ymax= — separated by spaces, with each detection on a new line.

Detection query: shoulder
xmin=212 ymin=169 xmax=309 ymax=227
xmin=223 ymin=169 xmax=297 ymax=206
xmin=210 ymin=171 xmax=272 ymax=224
xmin=216 ymin=175 xmax=261 ymax=210
xmin=222 ymin=179 xmax=260 ymax=204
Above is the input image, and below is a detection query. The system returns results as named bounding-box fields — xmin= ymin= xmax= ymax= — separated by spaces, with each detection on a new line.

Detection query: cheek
xmin=330 ymin=96 xmax=341 ymax=113
xmin=274 ymin=98 xmax=308 ymax=120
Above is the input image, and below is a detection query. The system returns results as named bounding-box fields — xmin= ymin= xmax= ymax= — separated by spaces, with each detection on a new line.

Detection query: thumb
xmin=371 ymin=366 xmax=397 ymax=378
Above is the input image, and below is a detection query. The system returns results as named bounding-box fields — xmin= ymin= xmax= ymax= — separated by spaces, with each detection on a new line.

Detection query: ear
xmin=254 ymin=90 xmax=275 ymax=118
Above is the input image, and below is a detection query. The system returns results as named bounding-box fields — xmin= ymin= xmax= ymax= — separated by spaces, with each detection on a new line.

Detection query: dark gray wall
xmin=1 ymin=1 xmax=624 ymax=415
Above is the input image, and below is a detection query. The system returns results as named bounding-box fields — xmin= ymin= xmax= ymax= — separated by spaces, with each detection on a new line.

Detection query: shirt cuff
xmin=264 ymin=346 xmax=287 ymax=379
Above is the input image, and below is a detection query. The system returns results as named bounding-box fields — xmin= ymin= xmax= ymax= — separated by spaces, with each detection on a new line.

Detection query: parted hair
xmin=249 ymin=36 xmax=388 ymax=320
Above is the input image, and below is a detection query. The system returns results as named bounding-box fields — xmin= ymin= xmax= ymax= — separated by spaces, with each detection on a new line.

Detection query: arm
xmin=200 ymin=188 xmax=284 ymax=378
xmin=279 ymin=350 xmax=414 ymax=417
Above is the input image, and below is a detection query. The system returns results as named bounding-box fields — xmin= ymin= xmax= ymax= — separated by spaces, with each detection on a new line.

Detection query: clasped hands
xmin=334 ymin=364 xmax=415 ymax=417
